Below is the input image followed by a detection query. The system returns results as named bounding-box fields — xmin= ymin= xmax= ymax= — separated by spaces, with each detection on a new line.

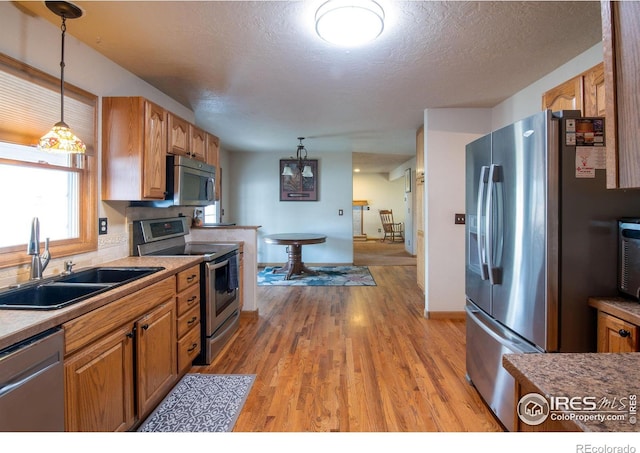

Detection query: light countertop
xmin=0 ymin=256 xmax=202 ymax=350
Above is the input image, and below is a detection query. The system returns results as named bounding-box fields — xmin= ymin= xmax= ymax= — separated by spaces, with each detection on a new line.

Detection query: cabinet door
xmin=602 ymin=1 xmax=640 ymax=188
xmin=190 ymin=125 xmax=207 ymax=161
xmin=64 ymin=324 xmax=135 ymax=432
xmin=136 ymin=300 xmax=177 ymax=419
xmin=168 ymin=113 xmax=190 ymax=156
xmin=207 ymin=133 xmax=220 ymax=168
xmin=597 ymin=311 xmax=639 ymax=353
xmin=584 ymin=62 xmax=605 ymax=117
xmin=143 ymin=101 xmax=168 ymax=199
xmin=541 ymin=75 xmax=583 ymax=114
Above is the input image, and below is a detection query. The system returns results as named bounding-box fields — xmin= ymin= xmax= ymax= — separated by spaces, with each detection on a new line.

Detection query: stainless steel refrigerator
xmin=465 ymin=109 xmax=640 ymax=431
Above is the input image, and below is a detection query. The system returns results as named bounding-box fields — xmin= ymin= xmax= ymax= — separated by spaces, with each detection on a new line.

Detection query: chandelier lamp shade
xmin=38 ymin=1 xmax=86 ymax=154
xmin=282 ymin=137 xmax=314 ymax=178
xmin=315 ymin=0 xmax=385 ymax=47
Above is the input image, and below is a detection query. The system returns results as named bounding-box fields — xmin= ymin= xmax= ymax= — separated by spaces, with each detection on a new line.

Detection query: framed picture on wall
xmin=280 ymin=159 xmax=318 ymax=201
xmin=405 ymin=168 xmax=411 ymax=193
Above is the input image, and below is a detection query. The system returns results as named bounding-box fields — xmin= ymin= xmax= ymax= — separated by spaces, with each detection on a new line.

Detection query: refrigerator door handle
xmin=476 ymin=166 xmax=490 ymax=280
xmin=486 ymin=164 xmax=503 ymax=285
xmin=465 ymin=303 xmax=540 ymax=354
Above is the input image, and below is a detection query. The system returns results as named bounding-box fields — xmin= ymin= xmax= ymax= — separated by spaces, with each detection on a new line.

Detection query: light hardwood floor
xmin=192 ymin=265 xmax=503 ymax=432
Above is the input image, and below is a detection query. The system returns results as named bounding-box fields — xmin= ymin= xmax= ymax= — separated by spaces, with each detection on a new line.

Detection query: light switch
xmin=338 ymin=209 xmax=344 ymax=216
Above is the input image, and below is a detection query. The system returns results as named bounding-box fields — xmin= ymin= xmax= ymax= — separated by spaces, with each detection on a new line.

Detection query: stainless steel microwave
xmin=166 ymin=155 xmax=216 ymax=206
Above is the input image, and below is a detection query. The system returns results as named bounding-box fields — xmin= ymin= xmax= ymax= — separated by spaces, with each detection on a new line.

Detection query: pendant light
xmin=38 ymin=1 xmax=86 ymax=154
xmin=282 ymin=137 xmax=314 ymax=177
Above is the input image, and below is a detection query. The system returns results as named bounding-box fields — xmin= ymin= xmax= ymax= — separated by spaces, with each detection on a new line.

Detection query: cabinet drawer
xmin=176 ymin=284 xmax=200 ymax=316
xmin=63 ymin=277 xmax=175 ymax=356
xmin=177 ymin=327 xmax=200 ymax=373
xmin=176 ymin=265 xmax=200 ymax=292
xmin=177 ymin=305 xmax=200 ymax=339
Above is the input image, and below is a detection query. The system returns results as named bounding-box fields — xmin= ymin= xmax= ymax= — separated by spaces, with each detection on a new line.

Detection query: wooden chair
xmin=379 ymin=209 xmax=404 ymax=242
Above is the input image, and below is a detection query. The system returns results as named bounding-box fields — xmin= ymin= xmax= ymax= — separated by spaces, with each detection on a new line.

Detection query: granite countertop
xmin=192 ymin=224 xmax=262 ymax=230
xmin=0 ymin=256 xmax=202 ymax=351
xmin=503 ymin=352 xmax=640 ymax=432
xmin=588 ymin=296 xmax=640 ymax=325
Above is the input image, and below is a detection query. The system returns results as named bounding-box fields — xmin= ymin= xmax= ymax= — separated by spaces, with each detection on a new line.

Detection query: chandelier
xmin=282 ymin=137 xmax=314 ymax=177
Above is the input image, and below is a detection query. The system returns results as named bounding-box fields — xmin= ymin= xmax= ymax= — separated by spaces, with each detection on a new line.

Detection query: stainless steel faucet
xmin=27 ymin=217 xmax=50 ymax=280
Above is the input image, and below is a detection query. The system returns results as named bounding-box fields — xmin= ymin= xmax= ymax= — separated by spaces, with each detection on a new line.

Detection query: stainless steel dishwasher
xmin=0 ymin=328 xmax=64 ymax=431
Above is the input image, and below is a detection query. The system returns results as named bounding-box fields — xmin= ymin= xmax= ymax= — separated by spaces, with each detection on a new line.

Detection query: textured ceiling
xmin=17 ymin=1 xmax=602 ymax=173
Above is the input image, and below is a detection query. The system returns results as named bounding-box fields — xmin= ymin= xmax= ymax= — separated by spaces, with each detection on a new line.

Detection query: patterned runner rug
xmin=257 ymin=265 xmax=376 ymax=286
xmin=137 ymin=374 xmax=255 ymax=432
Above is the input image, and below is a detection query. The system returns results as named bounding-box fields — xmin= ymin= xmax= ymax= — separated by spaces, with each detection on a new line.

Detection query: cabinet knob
xmin=618 ymin=329 xmax=631 ymax=338
xmin=142 ymin=324 xmax=149 ymax=330
xmin=126 ymin=331 xmax=134 ymax=338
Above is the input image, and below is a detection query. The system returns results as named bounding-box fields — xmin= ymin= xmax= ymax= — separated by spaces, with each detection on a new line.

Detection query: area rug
xmin=137 ymin=374 xmax=255 ymax=432
xmin=257 ymin=265 xmax=376 ymax=286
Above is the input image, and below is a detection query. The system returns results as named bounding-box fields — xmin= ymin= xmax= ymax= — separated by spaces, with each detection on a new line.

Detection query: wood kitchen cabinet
xmin=63 ymin=277 xmax=177 ymax=431
xmin=167 ymin=112 xmax=208 ymax=162
xmin=597 ymin=311 xmax=639 ymax=353
xmin=207 ymin=132 xmax=222 ymax=201
xmin=601 ymin=1 xmax=640 ymax=189
xmin=102 ymin=97 xmax=168 ymax=201
xmin=588 ymin=297 xmax=640 ymax=352
xmin=541 ymin=63 xmax=604 ymax=118
xmin=175 ymin=265 xmax=201 ymax=375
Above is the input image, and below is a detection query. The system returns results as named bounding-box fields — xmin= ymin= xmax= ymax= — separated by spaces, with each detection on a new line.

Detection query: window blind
xmin=0 ymin=53 xmax=97 ymax=155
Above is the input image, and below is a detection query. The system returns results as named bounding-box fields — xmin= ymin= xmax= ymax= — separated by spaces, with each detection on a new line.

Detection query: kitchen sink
xmin=56 ymin=267 xmax=164 ymax=285
xmin=0 ymin=266 xmax=164 ymax=310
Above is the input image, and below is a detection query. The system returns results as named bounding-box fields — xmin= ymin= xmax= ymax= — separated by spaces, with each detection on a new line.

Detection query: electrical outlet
xmin=99 ymin=217 xmax=108 ymax=235
xmin=454 ymin=213 xmax=465 ymax=225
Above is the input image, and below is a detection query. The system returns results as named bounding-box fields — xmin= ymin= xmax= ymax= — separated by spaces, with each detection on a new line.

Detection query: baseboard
xmin=240 ymin=309 xmax=259 ymax=320
xmin=425 ymin=311 xmax=465 ymax=320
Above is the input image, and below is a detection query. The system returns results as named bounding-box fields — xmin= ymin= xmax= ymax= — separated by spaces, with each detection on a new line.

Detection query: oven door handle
xmin=207 ymin=259 xmax=229 ymax=271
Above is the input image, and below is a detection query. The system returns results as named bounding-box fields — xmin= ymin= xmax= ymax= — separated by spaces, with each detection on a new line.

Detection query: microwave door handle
xmin=207 ymin=177 xmax=215 ymax=202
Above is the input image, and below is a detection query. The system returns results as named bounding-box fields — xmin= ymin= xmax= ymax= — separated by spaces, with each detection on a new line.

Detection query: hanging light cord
xmin=59 ymin=15 xmax=67 ymax=125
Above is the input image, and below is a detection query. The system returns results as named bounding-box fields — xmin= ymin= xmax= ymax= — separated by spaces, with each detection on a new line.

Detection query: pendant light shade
xmin=38 ymin=1 xmax=86 ymax=154
xmin=315 ymin=0 xmax=385 ymax=47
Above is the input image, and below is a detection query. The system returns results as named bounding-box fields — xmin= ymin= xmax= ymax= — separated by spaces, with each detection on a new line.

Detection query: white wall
xmin=422 ymin=43 xmax=604 ymax=314
xmin=353 ymin=173 xmax=405 ymax=239
xmin=226 ymin=151 xmax=353 ymax=265
xmin=423 ymin=109 xmax=492 ymax=313
xmin=0 ymin=3 xmax=197 ymax=285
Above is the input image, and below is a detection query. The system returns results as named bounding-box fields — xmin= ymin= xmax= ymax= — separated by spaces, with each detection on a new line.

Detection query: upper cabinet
xmin=103 ymin=96 xmax=222 ymax=201
xmin=102 ymin=97 xmax=168 ymax=201
xmin=541 ymin=63 xmax=604 ymax=117
xmin=207 ymin=133 xmax=221 ymax=201
xmin=601 ymin=0 xmax=640 ymax=189
xmin=167 ymin=113 xmax=210 ymax=163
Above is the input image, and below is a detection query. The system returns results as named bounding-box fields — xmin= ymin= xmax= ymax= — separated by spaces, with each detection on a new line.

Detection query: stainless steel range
xmin=132 ymin=217 xmax=239 ymax=365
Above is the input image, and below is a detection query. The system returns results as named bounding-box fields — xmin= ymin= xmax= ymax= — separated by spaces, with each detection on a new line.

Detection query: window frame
xmin=0 ymin=53 xmax=98 ymax=269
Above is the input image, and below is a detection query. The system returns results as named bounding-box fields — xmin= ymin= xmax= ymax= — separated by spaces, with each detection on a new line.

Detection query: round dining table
xmin=264 ymin=233 xmax=327 ymax=280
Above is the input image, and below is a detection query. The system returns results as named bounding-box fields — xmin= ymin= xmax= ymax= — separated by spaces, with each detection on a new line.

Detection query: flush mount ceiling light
xmin=38 ymin=1 xmax=86 ymax=154
xmin=282 ymin=137 xmax=314 ymax=177
xmin=315 ymin=0 xmax=385 ymax=47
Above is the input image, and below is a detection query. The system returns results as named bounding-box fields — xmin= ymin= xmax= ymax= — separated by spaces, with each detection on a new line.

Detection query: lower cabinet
xmin=597 ymin=311 xmax=639 ymax=353
xmin=63 ymin=277 xmax=177 ymax=431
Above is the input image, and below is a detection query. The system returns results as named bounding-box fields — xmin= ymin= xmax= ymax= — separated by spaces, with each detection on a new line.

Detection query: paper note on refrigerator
xmin=575 ymin=146 xmax=606 ymax=178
